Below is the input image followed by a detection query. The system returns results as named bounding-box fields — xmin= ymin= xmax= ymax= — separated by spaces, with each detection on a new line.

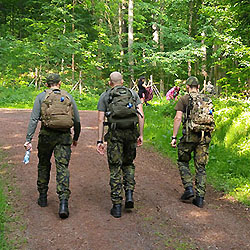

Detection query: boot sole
xmin=192 ymin=200 xmax=204 ymax=208
xmin=59 ymin=212 xmax=69 ymax=219
xmin=37 ymin=200 xmax=48 ymax=207
xmin=181 ymin=193 xmax=194 ymax=200
xmin=110 ymin=210 xmax=121 ymax=218
xmin=125 ymin=201 xmax=134 ymax=209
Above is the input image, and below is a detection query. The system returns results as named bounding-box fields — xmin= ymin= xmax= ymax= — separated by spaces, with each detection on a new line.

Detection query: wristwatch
xmin=97 ymin=140 xmax=103 ymax=144
xmin=171 ymin=136 xmax=177 ymax=140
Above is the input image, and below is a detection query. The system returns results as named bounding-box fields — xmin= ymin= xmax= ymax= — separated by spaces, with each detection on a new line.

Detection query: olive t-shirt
xmin=97 ymin=87 xmax=141 ymax=112
xmin=174 ymin=94 xmax=189 ymax=112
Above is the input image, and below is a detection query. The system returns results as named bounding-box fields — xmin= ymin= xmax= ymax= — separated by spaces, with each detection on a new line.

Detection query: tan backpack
xmin=41 ymin=89 xmax=74 ymax=129
xmin=186 ymin=92 xmax=215 ymax=134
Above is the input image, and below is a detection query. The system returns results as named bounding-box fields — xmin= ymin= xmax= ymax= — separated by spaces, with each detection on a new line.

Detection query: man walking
xmin=97 ymin=72 xmax=144 ymax=218
xmin=171 ymin=76 xmax=214 ymax=208
xmin=24 ymin=73 xmax=81 ymax=219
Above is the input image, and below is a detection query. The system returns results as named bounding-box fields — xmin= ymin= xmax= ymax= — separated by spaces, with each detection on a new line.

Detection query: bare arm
xmin=171 ymin=111 xmax=183 ymax=148
xmin=137 ymin=103 xmax=144 ymax=146
xmin=97 ymin=111 xmax=105 ymax=155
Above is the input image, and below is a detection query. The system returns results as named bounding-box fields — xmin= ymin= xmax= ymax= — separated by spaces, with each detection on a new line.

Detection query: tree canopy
xmin=0 ymin=0 xmax=249 ymax=95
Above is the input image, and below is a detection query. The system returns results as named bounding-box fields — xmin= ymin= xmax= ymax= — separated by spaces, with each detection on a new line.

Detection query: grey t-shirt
xmin=97 ymin=87 xmax=141 ymax=112
xmin=26 ymin=88 xmax=81 ymax=142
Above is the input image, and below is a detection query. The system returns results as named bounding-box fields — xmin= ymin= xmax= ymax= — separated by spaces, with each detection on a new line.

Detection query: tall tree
xmin=128 ymin=0 xmax=134 ymax=85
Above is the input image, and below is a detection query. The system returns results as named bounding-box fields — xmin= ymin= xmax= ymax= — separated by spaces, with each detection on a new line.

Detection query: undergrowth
xmin=0 ymin=149 xmax=27 ymax=249
xmin=0 ymin=85 xmax=99 ymax=110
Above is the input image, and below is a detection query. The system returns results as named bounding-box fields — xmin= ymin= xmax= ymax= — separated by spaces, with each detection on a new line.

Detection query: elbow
xmin=174 ymin=117 xmax=182 ymax=123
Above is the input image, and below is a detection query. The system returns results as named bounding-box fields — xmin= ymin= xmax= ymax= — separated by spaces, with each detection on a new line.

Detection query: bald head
xmin=110 ymin=72 xmax=123 ymax=86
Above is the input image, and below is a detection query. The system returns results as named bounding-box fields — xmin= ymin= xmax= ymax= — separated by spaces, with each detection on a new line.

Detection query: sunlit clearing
xmin=1 ymin=146 xmax=12 ymax=150
xmin=82 ymin=126 xmax=98 ymax=130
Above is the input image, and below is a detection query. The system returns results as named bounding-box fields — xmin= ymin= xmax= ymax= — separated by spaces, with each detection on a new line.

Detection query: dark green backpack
xmin=106 ymin=86 xmax=139 ymax=129
xmin=41 ymin=89 xmax=74 ymax=129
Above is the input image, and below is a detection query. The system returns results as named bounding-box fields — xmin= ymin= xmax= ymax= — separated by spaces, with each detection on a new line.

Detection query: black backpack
xmin=106 ymin=86 xmax=139 ymax=129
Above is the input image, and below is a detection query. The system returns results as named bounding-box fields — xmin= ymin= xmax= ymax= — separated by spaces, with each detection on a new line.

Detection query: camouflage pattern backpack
xmin=41 ymin=89 xmax=74 ymax=129
xmin=106 ymin=86 xmax=139 ymax=129
xmin=186 ymin=92 xmax=215 ymax=134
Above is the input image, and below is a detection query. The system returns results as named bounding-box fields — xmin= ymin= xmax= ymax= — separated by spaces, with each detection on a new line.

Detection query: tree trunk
xmin=188 ymin=0 xmax=193 ymax=76
xmin=152 ymin=23 xmax=159 ymax=44
xmin=159 ymin=2 xmax=165 ymax=93
xmin=61 ymin=19 xmax=66 ymax=72
xmin=72 ymin=0 xmax=76 ymax=82
xmin=201 ymin=31 xmax=207 ymax=89
xmin=119 ymin=1 xmax=125 ymax=72
xmin=128 ymin=0 xmax=134 ymax=86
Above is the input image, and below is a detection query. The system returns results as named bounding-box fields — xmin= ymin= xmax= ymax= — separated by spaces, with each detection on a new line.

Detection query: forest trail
xmin=1 ymin=109 xmax=250 ymax=250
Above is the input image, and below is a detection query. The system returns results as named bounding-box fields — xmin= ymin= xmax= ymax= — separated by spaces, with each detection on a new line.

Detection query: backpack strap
xmin=44 ymin=89 xmax=53 ymax=99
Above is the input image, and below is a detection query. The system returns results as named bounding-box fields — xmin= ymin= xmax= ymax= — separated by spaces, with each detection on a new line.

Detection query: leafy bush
xmin=224 ymin=111 xmax=250 ymax=156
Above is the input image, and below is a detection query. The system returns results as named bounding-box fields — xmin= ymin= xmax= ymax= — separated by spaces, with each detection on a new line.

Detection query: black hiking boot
xmin=59 ymin=199 xmax=69 ymax=219
xmin=125 ymin=190 xmax=134 ymax=209
xmin=192 ymin=196 xmax=204 ymax=208
xmin=110 ymin=204 xmax=122 ymax=218
xmin=181 ymin=186 xmax=194 ymax=200
xmin=37 ymin=193 xmax=47 ymax=207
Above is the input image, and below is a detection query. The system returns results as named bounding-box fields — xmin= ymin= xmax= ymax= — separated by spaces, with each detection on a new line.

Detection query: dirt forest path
xmin=1 ymin=109 xmax=250 ymax=250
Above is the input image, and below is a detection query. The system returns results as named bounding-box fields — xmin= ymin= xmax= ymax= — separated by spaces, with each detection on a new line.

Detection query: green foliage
xmin=0 ymin=0 xmax=249 ymax=95
xmin=0 ymin=148 xmax=27 ymax=249
xmin=0 ymin=86 xmax=40 ymax=109
xmin=144 ymin=98 xmax=181 ymax=159
xmin=144 ymin=97 xmax=250 ymax=206
xmin=213 ymin=98 xmax=250 ymax=156
xmin=0 ymin=177 xmax=8 ymax=249
xmin=225 ymin=111 xmax=250 ymax=156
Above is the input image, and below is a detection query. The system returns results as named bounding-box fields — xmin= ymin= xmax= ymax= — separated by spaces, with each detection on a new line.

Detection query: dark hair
xmin=47 ymin=81 xmax=59 ymax=87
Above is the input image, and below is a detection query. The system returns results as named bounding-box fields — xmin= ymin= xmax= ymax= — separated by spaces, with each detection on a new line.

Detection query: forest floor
xmin=1 ymin=109 xmax=250 ymax=250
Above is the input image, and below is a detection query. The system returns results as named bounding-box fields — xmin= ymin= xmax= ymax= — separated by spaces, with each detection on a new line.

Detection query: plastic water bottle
xmin=23 ymin=150 xmax=30 ymax=164
xmin=127 ymin=103 xmax=133 ymax=109
xmin=60 ymin=97 xmax=65 ymax=102
xmin=209 ymin=109 xmax=213 ymax=115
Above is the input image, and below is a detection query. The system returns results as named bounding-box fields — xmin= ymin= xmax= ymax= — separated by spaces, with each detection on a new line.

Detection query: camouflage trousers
xmin=105 ymin=128 xmax=139 ymax=204
xmin=37 ymin=128 xmax=72 ymax=201
xmin=177 ymin=133 xmax=211 ymax=197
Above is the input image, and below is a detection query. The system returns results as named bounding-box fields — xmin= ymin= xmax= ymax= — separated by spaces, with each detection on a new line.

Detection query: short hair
xmin=110 ymin=72 xmax=123 ymax=83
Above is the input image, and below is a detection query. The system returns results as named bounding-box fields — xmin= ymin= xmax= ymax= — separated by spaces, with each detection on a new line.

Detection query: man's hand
xmin=24 ymin=142 xmax=32 ymax=151
xmin=97 ymin=143 xmax=105 ymax=155
xmin=72 ymin=140 xmax=78 ymax=147
xmin=171 ymin=138 xmax=177 ymax=148
xmin=137 ymin=136 xmax=143 ymax=147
